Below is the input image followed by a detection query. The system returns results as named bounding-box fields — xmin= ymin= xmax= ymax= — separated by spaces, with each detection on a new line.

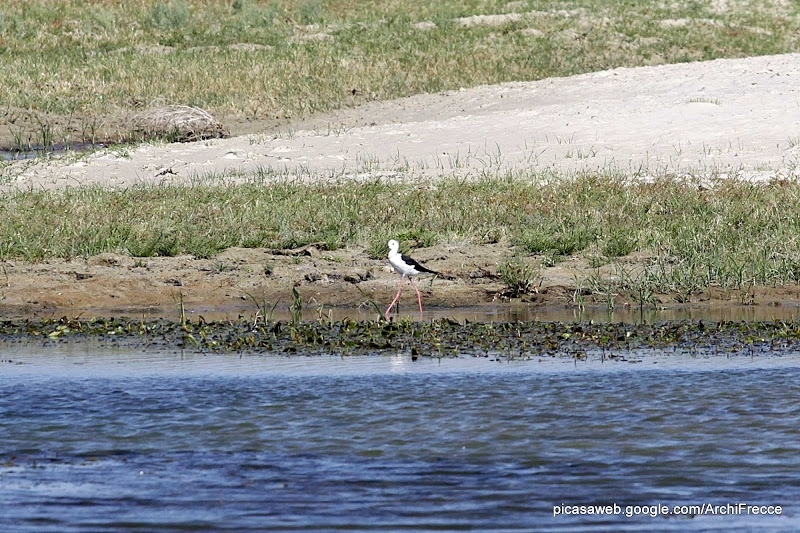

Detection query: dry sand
xmin=4 ymin=53 xmax=800 ymax=320
xmin=6 ymin=53 xmax=800 ymax=190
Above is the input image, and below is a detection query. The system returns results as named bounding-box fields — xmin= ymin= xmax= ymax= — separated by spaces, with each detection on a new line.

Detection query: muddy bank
xmin=3 ymin=243 xmax=800 ymax=322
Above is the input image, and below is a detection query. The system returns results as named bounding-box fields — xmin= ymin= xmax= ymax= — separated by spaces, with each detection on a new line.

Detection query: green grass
xmin=3 ymin=173 xmax=800 ymax=299
xmin=2 ymin=0 xmax=800 ymax=147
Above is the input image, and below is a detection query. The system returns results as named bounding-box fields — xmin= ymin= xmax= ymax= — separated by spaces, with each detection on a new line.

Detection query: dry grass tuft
xmin=129 ymin=105 xmax=228 ymax=143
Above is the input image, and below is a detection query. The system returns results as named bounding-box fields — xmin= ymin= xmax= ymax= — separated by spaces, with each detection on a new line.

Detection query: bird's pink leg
xmin=384 ymin=276 xmax=405 ymax=319
xmin=410 ymin=278 xmax=424 ymax=317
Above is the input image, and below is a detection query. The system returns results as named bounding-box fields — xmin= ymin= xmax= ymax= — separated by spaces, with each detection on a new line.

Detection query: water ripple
xmin=1 ymin=349 xmax=799 ymax=531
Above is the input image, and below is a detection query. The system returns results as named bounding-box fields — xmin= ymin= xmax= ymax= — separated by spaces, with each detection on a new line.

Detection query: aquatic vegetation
xmin=4 ymin=316 xmax=800 ymax=359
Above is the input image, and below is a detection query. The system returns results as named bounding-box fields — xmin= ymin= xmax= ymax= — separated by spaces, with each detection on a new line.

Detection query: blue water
xmin=1 ymin=349 xmax=798 ymax=531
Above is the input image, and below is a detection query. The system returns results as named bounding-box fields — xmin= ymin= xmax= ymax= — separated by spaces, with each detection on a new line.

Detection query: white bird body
xmin=387 ymin=239 xmax=439 ymax=278
xmin=385 ymin=239 xmax=440 ymax=319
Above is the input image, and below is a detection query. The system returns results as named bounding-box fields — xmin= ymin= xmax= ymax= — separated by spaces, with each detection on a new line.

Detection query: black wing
xmin=401 ymin=253 xmax=440 ymax=275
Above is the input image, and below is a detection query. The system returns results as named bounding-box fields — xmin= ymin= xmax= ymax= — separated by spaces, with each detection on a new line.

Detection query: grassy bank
xmin=2 ymin=173 xmax=800 ymax=300
xmin=2 ymin=0 xmax=800 ymax=148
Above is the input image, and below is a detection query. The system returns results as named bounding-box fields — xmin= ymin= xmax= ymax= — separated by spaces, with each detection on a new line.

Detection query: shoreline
xmin=5 ymin=55 xmax=800 ymax=325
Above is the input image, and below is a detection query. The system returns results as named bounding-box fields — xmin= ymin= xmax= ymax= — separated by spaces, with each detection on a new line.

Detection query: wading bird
xmin=385 ymin=239 xmax=441 ymax=319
